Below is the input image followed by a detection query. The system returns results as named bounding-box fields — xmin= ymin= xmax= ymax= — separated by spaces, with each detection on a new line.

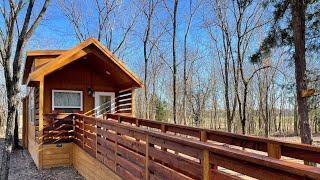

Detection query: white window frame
xmin=52 ymin=90 xmax=83 ymax=111
xmin=94 ymin=92 xmax=115 ymax=115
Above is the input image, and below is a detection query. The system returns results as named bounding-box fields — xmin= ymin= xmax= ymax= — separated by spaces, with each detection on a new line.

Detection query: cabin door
xmin=94 ymin=92 xmax=115 ymax=116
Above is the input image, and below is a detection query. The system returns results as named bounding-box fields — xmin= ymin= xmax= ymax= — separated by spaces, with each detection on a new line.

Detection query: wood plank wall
xmin=73 ymin=143 xmax=120 ymax=180
xmin=43 ymin=58 xmax=118 ymax=115
xmin=27 ymin=119 xmax=40 ymax=168
xmin=41 ymin=143 xmax=73 ymax=168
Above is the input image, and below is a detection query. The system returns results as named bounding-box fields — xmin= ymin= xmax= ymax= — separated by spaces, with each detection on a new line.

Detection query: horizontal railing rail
xmin=42 ymin=113 xmax=74 ymax=143
xmin=104 ymin=113 xmax=320 ymax=165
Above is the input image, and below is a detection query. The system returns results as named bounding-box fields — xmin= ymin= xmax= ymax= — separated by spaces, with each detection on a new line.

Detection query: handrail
xmin=105 ymin=113 xmax=320 ymax=164
xmin=72 ymin=113 xmax=320 ymax=179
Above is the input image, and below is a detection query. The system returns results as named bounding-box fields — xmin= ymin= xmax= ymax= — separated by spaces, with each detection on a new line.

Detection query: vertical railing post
xmin=201 ymin=130 xmax=213 ymax=179
xmin=161 ymin=124 xmax=167 ymax=151
xmin=136 ymin=118 xmax=140 ymax=143
xmin=103 ymin=113 xmax=108 ymax=120
xmin=200 ymin=131 xmax=207 ymax=164
xmin=72 ymin=115 xmax=75 ymax=140
xmin=82 ymin=117 xmax=85 ymax=149
xmin=118 ymin=115 xmax=121 ymax=123
xmin=114 ymin=116 xmax=121 ymax=171
xmin=202 ymin=149 xmax=210 ymax=180
xmin=268 ymin=142 xmax=281 ymax=159
xmin=95 ymin=117 xmax=98 ymax=158
xmin=145 ymin=134 xmax=149 ymax=180
xmin=200 ymin=130 xmax=207 ymax=142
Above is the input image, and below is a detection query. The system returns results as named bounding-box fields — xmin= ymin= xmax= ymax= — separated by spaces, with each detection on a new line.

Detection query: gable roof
xmin=23 ymin=50 xmax=67 ymax=83
xmin=24 ymin=38 xmax=143 ymax=88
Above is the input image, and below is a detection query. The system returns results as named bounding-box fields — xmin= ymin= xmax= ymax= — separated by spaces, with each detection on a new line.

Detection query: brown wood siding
xmin=22 ymin=97 xmax=28 ymax=148
xmin=43 ymin=58 xmax=118 ymax=116
xmin=28 ymin=86 xmax=39 ymax=143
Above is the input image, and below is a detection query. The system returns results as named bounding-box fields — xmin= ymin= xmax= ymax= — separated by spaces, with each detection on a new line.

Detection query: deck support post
xmin=145 ymin=134 xmax=150 ymax=180
xmin=39 ymin=78 xmax=44 ymax=169
xmin=202 ymin=149 xmax=210 ymax=180
xmin=200 ymin=130 xmax=207 ymax=142
xmin=114 ymin=116 xmax=121 ymax=171
xmin=161 ymin=124 xmax=167 ymax=151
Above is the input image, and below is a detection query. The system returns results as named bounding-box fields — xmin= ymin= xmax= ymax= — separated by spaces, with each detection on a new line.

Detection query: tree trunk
xmin=183 ymin=27 xmax=188 ymax=125
xmin=292 ymin=0 xmax=312 ymax=145
xmin=14 ymin=110 xmax=20 ymax=149
xmin=0 ymin=92 xmax=18 ymax=179
xmin=293 ymin=100 xmax=299 ymax=135
xmin=172 ymin=0 xmax=179 ymax=124
xmin=241 ymin=85 xmax=248 ymax=135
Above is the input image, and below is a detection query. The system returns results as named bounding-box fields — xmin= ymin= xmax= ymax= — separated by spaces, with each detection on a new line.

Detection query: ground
xmin=0 ymin=140 xmax=83 ymax=180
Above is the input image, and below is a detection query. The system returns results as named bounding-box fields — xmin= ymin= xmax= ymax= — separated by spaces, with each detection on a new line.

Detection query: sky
xmin=26 ymin=0 xmax=213 ymax=77
xmin=2 ymin=0 xmax=318 ymax=110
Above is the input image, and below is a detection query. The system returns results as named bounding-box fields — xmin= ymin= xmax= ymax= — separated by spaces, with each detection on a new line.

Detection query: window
xmin=52 ymin=90 xmax=83 ymax=112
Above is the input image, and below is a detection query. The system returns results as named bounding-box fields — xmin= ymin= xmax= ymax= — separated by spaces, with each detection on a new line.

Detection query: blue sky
xmin=26 ymin=0 xmax=214 ymax=77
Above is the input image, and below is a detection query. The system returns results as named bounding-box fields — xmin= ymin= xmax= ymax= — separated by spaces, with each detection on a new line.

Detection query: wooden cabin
xmin=22 ymin=38 xmax=142 ymax=172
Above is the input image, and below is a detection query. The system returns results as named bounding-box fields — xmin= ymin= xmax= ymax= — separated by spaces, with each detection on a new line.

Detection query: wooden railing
xmin=73 ymin=114 xmax=97 ymax=157
xmin=42 ymin=113 xmax=74 ymax=143
xmin=105 ymin=113 xmax=320 ymax=165
xmin=115 ymin=89 xmax=132 ymax=113
xmin=42 ymin=113 xmax=320 ymax=179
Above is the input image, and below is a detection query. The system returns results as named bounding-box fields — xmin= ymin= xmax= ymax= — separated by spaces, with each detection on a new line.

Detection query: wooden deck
xmin=41 ymin=113 xmax=320 ymax=179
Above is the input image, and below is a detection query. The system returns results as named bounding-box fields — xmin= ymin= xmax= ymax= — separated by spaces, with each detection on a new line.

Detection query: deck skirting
xmin=34 ymin=143 xmax=119 ymax=180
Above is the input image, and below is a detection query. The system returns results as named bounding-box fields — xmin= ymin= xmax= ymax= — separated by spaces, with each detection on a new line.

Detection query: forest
xmin=0 ymin=1 xmax=320 ymax=176
xmin=0 ymin=0 xmax=319 ymax=138
xmin=0 ymin=0 xmax=319 ymax=179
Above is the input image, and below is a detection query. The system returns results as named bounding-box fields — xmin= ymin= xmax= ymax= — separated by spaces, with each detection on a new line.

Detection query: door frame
xmin=94 ymin=92 xmax=116 ymax=115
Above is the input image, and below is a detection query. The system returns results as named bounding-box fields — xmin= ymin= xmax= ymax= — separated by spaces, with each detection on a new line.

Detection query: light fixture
xmin=87 ymin=87 xmax=94 ymax=97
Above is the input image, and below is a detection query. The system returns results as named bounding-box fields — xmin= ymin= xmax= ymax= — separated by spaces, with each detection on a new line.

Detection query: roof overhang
xmin=24 ymin=38 xmax=143 ymax=88
xmin=23 ymin=50 xmax=67 ymax=84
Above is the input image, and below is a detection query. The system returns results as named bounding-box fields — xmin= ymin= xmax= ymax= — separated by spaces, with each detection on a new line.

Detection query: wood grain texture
xmin=73 ymin=143 xmax=120 ymax=180
xmin=41 ymin=143 xmax=73 ymax=169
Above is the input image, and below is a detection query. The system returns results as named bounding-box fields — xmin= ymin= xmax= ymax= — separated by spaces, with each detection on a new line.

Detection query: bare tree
xmin=205 ymin=0 xmax=237 ymax=132
xmin=140 ymin=0 xmax=158 ymax=119
xmin=0 ymin=0 xmax=50 ymax=178
xmin=59 ymin=0 xmax=138 ymax=55
xmin=230 ymin=0 xmax=269 ymax=134
xmin=182 ymin=0 xmax=201 ymax=125
xmin=189 ymin=73 xmax=211 ymax=126
xmin=162 ymin=0 xmax=179 ymax=124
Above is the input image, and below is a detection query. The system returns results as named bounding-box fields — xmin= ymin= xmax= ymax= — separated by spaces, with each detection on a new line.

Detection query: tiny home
xmin=22 ymin=38 xmax=142 ymax=171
